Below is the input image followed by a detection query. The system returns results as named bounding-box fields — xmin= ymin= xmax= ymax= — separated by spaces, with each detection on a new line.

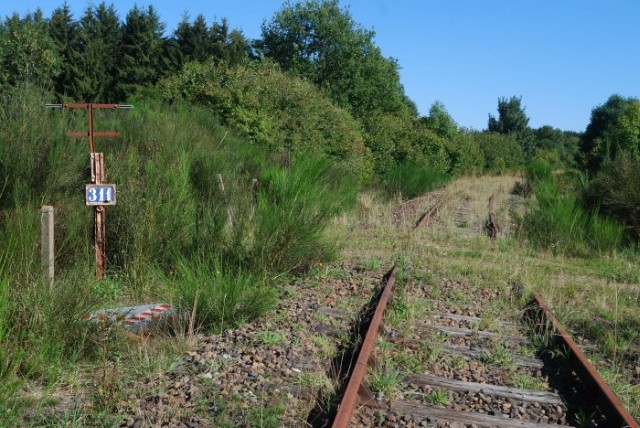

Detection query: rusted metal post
xmin=46 ymin=103 xmax=132 ymax=279
xmin=41 ymin=206 xmax=54 ymax=288
xmin=93 ymin=153 xmax=106 ymax=279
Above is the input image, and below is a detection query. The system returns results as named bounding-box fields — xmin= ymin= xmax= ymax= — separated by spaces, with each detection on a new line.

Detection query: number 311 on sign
xmin=86 ymin=184 xmax=117 ymax=206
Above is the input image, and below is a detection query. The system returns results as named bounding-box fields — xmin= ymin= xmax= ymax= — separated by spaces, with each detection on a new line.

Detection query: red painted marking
xmin=140 ymin=311 xmax=153 ymax=316
xmin=124 ymin=320 xmax=137 ymax=325
xmin=159 ymin=304 xmax=172 ymax=309
xmin=131 ymin=315 xmax=149 ymax=321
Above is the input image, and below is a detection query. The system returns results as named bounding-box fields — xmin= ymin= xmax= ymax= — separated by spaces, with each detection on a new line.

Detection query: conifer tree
xmin=77 ymin=2 xmax=121 ymax=101
xmin=49 ymin=3 xmax=82 ymax=99
xmin=117 ymin=5 xmax=165 ymax=99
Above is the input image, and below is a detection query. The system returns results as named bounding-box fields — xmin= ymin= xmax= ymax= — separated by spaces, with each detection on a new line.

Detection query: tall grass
xmin=0 ymin=242 xmax=19 ymax=418
xmin=518 ymin=160 xmax=625 ymax=256
xmin=250 ymin=156 xmax=358 ymax=274
xmin=382 ymin=160 xmax=450 ymax=200
xmin=0 ymin=85 xmax=362 ymax=416
xmin=170 ymin=257 xmax=276 ymax=332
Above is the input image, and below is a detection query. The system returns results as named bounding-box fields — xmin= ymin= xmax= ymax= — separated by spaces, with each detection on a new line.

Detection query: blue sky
xmin=4 ymin=1 xmax=639 ymax=132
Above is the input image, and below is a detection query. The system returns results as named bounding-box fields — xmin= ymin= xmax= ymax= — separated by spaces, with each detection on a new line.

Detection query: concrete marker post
xmin=41 ymin=205 xmax=54 ymax=288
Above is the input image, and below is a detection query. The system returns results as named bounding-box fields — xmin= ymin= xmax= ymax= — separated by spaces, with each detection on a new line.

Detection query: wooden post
xmin=41 ymin=206 xmax=54 ymax=288
xmin=485 ymin=194 xmax=501 ymax=239
xmin=92 ymin=153 xmax=106 ymax=279
xmin=251 ymin=178 xmax=259 ymax=218
xmin=217 ymin=174 xmax=234 ymax=228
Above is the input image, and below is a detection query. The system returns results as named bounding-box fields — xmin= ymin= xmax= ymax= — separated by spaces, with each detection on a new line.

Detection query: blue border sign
xmin=86 ymin=184 xmax=117 ymax=205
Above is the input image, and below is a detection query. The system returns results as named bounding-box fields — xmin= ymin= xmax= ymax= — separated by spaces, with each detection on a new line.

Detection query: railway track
xmin=112 ymin=178 xmax=637 ymax=427
xmin=320 ymin=198 xmax=639 ymax=428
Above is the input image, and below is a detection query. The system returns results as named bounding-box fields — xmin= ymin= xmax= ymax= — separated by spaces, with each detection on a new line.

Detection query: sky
xmin=4 ymin=1 xmax=639 ymax=132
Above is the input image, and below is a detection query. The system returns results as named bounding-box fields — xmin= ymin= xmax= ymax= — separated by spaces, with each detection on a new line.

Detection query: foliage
xmin=116 ymin=5 xmax=166 ymax=99
xmin=250 ymin=155 xmax=358 ymax=273
xmin=448 ymin=132 xmax=485 ymax=175
xmin=0 ymin=4 xmax=250 ymax=102
xmin=257 ymin=0 xmax=409 ymax=119
xmin=584 ymin=151 xmax=640 ymax=240
xmin=423 ymin=101 xmax=458 ymax=143
xmin=75 ymin=3 xmax=122 ymax=101
xmin=174 ymin=15 xmax=250 ymax=67
xmin=517 ymin=160 xmax=625 ymax=256
xmin=0 ymin=12 xmax=60 ymax=88
xmin=533 ymin=125 xmax=579 ymax=167
xmin=580 ymin=94 xmax=640 ymax=173
xmin=470 ymin=131 xmax=525 ymax=173
xmin=526 ymin=156 xmax=554 ymax=185
xmin=159 ymin=61 xmax=372 ymax=180
xmin=488 ymin=96 xmax=534 ymax=157
xmin=381 ymin=160 xmax=450 ymax=200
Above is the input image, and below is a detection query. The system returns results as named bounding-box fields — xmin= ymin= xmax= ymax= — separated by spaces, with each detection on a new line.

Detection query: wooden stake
xmin=217 ymin=173 xmax=234 ymax=228
xmin=251 ymin=178 xmax=259 ymax=218
xmin=41 ymin=206 xmax=54 ymax=288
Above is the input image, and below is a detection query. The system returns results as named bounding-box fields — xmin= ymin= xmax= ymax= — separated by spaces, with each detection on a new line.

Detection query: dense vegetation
xmin=0 ymin=0 xmax=639 ymax=422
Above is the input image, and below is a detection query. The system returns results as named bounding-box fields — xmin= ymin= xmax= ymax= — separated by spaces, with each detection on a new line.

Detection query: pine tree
xmin=49 ymin=3 xmax=82 ymax=99
xmin=210 ymin=18 xmax=250 ymax=65
xmin=77 ymin=2 xmax=121 ymax=101
xmin=117 ymin=5 xmax=166 ymax=99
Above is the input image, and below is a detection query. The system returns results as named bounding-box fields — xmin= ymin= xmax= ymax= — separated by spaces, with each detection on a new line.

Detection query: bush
xmin=525 ymin=157 xmax=554 ymax=185
xmin=584 ymin=151 xmax=640 ymax=240
xmin=472 ymin=131 xmax=525 ymax=173
xmin=250 ymin=155 xmax=358 ymax=273
xmin=159 ymin=61 xmax=372 ymax=181
xmin=518 ymin=173 xmax=625 ymax=256
xmin=382 ymin=161 xmax=450 ymax=200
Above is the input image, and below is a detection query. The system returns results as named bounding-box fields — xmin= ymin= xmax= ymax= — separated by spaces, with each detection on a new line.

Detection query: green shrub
xmin=0 ymin=244 xmax=19 ymax=416
xmin=584 ymin=151 xmax=640 ymax=240
xmin=382 ymin=161 xmax=450 ymax=200
xmin=473 ymin=131 xmax=525 ymax=173
xmin=250 ymin=155 xmax=358 ymax=274
xmin=519 ymin=173 xmax=625 ymax=256
xmin=526 ymin=157 xmax=554 ymax=185
xmin=159 ymin=61 xmax=372 ymax=181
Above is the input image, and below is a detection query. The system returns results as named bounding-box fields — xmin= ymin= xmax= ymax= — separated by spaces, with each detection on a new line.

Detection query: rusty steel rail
xmin=532 ymin=293 xmax=639 ymax=428
xmin=332 ymin=266 xmax=397 ymax=428
xmin=414 ymin=196 xmax=447 ymax=229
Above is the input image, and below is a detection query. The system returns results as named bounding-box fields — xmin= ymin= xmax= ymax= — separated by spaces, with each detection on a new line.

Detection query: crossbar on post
xmin=46 ymin=102 xmax=132 ymax=279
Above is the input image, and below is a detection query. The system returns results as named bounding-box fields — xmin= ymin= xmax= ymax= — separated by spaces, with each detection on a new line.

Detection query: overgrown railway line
xmin=314 ymin=198 xmax=639 ymax=428
xmin=112 ymin=179 xmax=638 ymax=427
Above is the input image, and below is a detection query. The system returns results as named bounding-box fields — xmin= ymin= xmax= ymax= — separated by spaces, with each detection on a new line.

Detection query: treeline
xmin=0 ymin=3 xmax=249 ymax=101
xmin=1 ymin=0 xmax=580 ymax=186
xmin=1 ymin=0 xmax=638 ymax=231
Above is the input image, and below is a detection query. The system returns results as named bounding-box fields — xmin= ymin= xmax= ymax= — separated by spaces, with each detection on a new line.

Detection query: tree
xmin=423 ymin=101 xmax=458 ymax=142
xmin=210 ymin=18 xmax=250 ymax=66
xmin=117 ymin=5 xmax=166 ymax=99
xmin=580 ymin=94 xmax=640 ymax=173
xmin=488 ymin=96 xmax=534 ymax=157
xmin=258 ymin=0 xmax=408 ymax=119
xmin=49 ymin=3 xmax=82 ymax=99
xmin=0 ymin=12 xmax=60 ymax=87
xmin=76 ymin=2 xmax=121 ymax=101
